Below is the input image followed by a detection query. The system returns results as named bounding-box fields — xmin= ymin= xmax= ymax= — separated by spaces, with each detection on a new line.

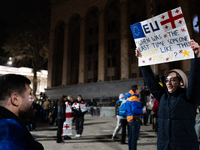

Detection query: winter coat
xmin=0 ymin=106 xmax=43 ymax=150
xmin=126 ymin=90 xmax=143 ymax=122
xmin=146 ymin=99 xmax=153 ymax=110
xmin=115 ymin=98 xmax=124 ymax=115
xmin=153 ymin=99 xmax=159 ymax=117
xmin=140 ymin=89 xmax=150 ymax=108
xmin=57 ymin=101 xmax=66 ymax=121
xmin=73 ymin=99 xmax=87 ymax=117
xmin=140 ymin=58 xmax=200 ymax=150
xmin=116 ymin=98 xmax=126 ymax=119
xmin=43 ymin=100 xmax=51 ymax=110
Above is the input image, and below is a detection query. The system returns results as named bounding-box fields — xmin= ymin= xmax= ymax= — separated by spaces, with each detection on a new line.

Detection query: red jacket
xmin=153 ymin=99 xmax=159 ymax=116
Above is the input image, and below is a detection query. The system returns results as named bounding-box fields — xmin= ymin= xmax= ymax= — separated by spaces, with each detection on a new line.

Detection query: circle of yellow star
xmin=133 ymin=26 xmax=140 ymax=36
xmin=182 ymin=50 xmax=190 ymax=57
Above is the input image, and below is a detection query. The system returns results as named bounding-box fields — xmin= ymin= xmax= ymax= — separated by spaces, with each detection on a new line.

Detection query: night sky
xmin=0 ymin=0 xmax=51 ymax=68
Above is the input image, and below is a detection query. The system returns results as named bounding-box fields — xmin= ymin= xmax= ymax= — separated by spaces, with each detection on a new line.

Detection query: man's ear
xmin=10 ymin=93 xmax=20 ymax=106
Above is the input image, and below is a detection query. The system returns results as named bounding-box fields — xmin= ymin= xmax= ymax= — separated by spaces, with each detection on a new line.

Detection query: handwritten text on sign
xmin=130 ymin=7 xmax=194 ymax=66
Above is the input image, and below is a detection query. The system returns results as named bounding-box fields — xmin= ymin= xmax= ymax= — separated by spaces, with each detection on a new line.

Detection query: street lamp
xmin=7 ymin=57 xmax=13 ymax=66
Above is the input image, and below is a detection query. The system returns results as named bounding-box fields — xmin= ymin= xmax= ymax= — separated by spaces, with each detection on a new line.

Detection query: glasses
xmin=165 ymin=78 xmax=178 ymax=84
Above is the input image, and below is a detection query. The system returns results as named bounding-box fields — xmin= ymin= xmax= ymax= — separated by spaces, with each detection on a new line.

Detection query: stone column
xmin=98 ymin=10 xmax=106 ymax=82
xmin=47 ymin=29 xmax=55 ymax=88
xmin=177 ymin=0 xmax=192 ymax=73
xmin=150 ymin=65 xmax=159 ymax=75
xmin=62 ymin=24 xmax=69 ymax=85
xmin=78 ymin=18 xmax=86 ymax=84
xmin=120 ymin=0 xmax=129 ymax=79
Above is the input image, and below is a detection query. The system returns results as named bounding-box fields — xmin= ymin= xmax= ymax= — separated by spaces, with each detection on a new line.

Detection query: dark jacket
xmin=73 ymin=99 xmax=87 ymax=117
xmin=140 ymin=58 xmax=200 ymax=150
xmin=0 ymin=106 xmax=44 ymax=150
xmin=57 ymin=101 xmax=66 ymax=121
xmin=140 ymin=88 xmax=150 ymax=108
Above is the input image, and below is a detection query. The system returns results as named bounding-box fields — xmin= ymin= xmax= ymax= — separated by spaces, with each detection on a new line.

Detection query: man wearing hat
xmin=135 ymin=39 xmax=200 ymax=150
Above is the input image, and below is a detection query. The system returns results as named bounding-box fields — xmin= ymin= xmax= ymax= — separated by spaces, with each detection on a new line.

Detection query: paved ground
xmin=31 ymin=116 xmax=157 ymax=150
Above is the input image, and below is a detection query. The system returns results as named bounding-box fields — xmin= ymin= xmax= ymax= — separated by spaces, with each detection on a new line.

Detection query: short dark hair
xmin=0 ymin=74 xmax=31 ymax=101
xmin=131 ymin=85 xmax=138 ymax=92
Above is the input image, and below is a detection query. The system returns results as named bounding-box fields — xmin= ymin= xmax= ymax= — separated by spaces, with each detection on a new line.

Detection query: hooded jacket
xmin=140 ymin=58 xmax=200 ymax=150
xmin=126 ymin=90 xmax=143 ymax=122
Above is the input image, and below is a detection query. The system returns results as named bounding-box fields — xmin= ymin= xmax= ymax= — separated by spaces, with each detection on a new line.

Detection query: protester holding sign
xmin=135 ymin=39 xmax=200 ymax=150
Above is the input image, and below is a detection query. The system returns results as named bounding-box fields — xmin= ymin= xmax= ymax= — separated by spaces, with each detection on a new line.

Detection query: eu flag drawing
xmin=130 ymin=22 xmax=145 ymax=39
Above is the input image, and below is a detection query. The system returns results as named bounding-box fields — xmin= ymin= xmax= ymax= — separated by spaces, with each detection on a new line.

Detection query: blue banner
xmin=130 ymin=23 xmax=145 ymax=39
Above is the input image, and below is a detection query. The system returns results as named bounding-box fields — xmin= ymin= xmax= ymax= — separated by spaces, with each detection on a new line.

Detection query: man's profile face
xmin=166 ymin=72 xmax=180 ymax=93
xmin=18 ymin=84 xmax=35 ymax=119
xmin=135 ymin=86 xmax=140 ymax=95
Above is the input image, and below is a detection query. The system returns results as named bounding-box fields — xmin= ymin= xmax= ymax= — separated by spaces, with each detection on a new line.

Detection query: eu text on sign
xmin=130 ymin=7 xmax=194 ymax=66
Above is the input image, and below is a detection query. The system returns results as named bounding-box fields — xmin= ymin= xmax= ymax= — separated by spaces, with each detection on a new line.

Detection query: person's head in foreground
xmin=0 ymin=74 xmax=36 ymax=119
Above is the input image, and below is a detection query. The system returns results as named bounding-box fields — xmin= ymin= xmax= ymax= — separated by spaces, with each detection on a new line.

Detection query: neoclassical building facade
xmin=46 ymin=0 xmax=200 ymax=100
xmin=0 ymin=65 xmax=47 ymax=97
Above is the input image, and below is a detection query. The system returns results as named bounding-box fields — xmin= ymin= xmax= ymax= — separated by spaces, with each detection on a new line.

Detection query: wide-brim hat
xmin=169 ymin=69 xmax=188 ymax=88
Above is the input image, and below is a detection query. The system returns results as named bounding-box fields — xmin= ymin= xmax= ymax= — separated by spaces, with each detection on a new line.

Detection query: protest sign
xmin=130 ymin=7 xmax=194 ymax=66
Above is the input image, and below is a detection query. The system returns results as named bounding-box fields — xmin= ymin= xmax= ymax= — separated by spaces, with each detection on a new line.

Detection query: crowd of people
xmin=28 ymin=94 xmax=90 ymax=143
xmin=21 ymin=97 xmax=55 ymax=131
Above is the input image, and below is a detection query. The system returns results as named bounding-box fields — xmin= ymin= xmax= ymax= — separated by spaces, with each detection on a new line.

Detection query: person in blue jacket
xmin=135 ymin=39 xmax=200 ymax=150
xmin=0 ymin=74 xmax=43 ymax=150
xmin=126 ymin=85 xmax=146 ymax=150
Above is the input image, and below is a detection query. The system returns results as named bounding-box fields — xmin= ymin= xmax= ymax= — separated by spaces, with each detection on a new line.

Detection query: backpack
xmin=119 ymin=100 xmax=127 ymax=117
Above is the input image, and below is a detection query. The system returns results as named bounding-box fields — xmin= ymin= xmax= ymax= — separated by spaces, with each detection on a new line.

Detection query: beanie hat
xmin=119 ymin=93 xmax=124 ymax=99
xmin=169 ymin=69 xmax=188 ymax=88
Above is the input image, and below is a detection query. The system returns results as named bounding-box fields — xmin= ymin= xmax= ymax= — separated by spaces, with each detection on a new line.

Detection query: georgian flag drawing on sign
xmin=130 ymin=7 xmax=194 ymax=67
xmin=160 ymin=7 xmax=185 ymax=32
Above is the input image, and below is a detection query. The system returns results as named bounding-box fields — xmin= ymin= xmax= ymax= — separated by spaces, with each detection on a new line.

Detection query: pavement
xmin=31 ymin=116 xmax=157 ymax=150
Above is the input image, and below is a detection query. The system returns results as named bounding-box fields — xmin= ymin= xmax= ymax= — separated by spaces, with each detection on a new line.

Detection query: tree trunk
xmin=33 ymin=69 xmax=37 ymax=96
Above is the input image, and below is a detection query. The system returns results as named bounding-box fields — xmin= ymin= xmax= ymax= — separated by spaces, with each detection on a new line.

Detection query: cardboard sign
xmin=130 ymin=7 xmax=194 ymax=66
